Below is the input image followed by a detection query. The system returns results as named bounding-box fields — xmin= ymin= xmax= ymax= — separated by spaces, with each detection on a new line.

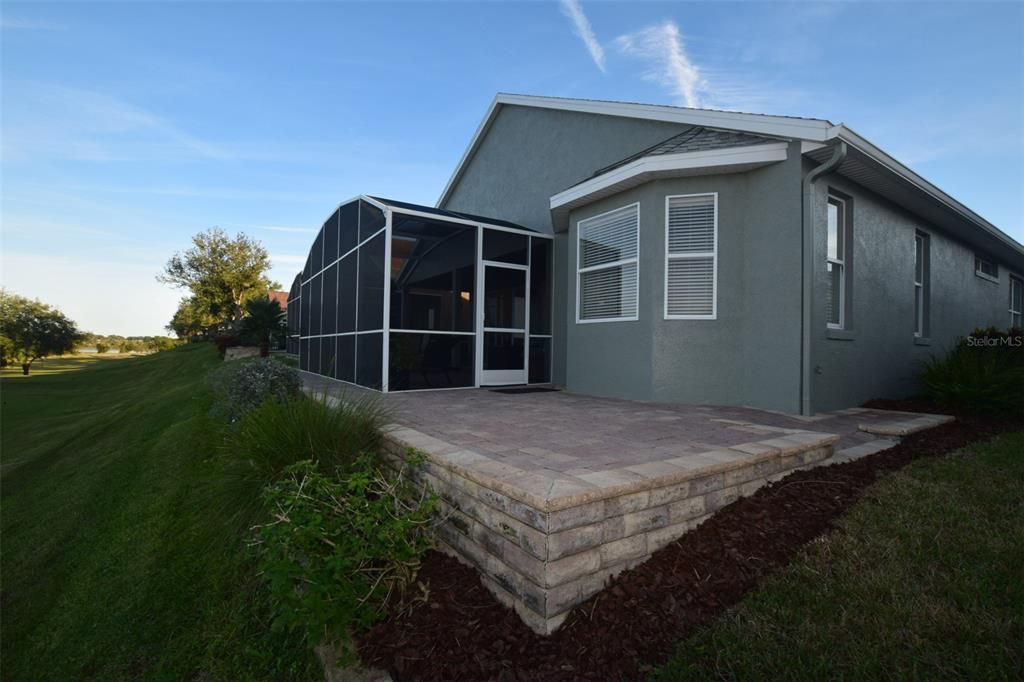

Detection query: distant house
xmin=268 ymin=290 xmax=288 ymax=311
xmin=287 ymin=94 xmax=1023 ymax=414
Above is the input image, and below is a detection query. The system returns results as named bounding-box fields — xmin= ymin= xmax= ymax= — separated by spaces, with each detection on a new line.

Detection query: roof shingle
xmin=589 ymin=126 xmax=784 ymax=180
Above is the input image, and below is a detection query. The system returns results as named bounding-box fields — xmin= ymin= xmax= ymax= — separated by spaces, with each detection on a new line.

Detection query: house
xmin=268 ymin=289 xmax=289 ymax=311
xmin=289 ymin=94 xmax=1023 ymax=415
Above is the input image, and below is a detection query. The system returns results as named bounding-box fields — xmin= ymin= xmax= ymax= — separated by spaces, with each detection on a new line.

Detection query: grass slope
xmin=653 ymin=432 xmax=1024 ymax=681
xmin=1 ymin=346 xmax=318 ymax=681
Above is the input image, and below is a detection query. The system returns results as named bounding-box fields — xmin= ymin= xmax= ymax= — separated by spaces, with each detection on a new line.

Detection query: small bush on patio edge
xmin=917 ymin=326 xmax=1024 ymax=414
xmin=255 ymin=455 xmax=438 ymax=663
xmin=208 ymin=357 xmax=302 ymax=421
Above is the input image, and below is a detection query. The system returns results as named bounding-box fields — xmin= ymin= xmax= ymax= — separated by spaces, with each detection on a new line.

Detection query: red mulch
xmin=356 ymin=404 xmax=1022 ymax=681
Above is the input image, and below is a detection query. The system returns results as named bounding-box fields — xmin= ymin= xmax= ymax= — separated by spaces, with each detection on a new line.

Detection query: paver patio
xmin=299 ymin=372 xmax=953 ymax=633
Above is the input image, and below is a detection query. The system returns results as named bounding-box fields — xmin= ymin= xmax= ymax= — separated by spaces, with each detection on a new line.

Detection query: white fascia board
xmin=496 ymin=94 xmax=832 ymax=141
xmin=437 ymin=93 xmax=830 ymax=208
xmin=550 ymin=142 xmax=788 ymax=210
xmin=829 ymin=125 xmax=1024 ymax=256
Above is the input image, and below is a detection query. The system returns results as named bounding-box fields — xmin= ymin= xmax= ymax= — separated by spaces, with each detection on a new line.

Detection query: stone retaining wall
xmin=381 ymin=428 xmax=836 ymax=635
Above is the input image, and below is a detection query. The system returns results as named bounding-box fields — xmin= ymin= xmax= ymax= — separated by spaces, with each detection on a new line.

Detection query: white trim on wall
xmin=551 ymin=143 xmax=787 ymax=211
xmin=575 ymin=202 xmax=640 ymax=324
xmin=825 ymin=195 xmax=848 ymax=330
xmin=664 ymin=192 xmax=718 ymax=321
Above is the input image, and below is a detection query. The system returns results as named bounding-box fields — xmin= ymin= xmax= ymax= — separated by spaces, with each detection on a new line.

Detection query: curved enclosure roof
xmin=369 ymin=196 xmax=544 ymax=233
xmin=291 ymin=194 xmax=554 ymax=392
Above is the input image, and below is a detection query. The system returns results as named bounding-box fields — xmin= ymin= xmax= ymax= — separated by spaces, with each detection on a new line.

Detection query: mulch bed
xmin=357 ymin=404 xmax=1022 ymax=681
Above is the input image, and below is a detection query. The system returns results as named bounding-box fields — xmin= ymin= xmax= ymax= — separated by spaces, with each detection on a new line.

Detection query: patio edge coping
xmin=381 ymin=423 xmax=840 ymax=513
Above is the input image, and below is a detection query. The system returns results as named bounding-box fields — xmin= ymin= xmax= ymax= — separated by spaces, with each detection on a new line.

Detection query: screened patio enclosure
xmin=288 ymin=196 xmax=553 ymax=392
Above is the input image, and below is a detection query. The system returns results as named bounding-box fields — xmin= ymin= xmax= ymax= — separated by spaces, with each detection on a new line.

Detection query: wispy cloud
xmin=3 ymin=84 xmax=232 ymax=163
xmin=614 ymin=21 xmax=706 ymax=108
xmin=559 ymin=0 xmax=606 ymax=73
xmin=1 ymin=17 xmax=67 ymax=31
xmin=271 ymin=254 xmax=307 ymax=266
xmin=231 ymin=223 xmax=317 ymax=234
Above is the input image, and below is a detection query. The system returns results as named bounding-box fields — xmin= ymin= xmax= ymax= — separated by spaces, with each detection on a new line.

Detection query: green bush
xmin=918 ymin=327 xmax=1024 ymax=414
xmin=255 ymin=455 xmax=438 ymax=661
xmin=230 ymin=391 xmax=386 ymax=476
xmin=273 ymin=354 xmax=298 ymax=368
xmin=208 ymin=358 xmax=301 ymax=421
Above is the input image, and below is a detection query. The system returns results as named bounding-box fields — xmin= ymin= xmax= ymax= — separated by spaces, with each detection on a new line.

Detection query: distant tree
xmin=166 ymin=296 xmax=217 ymax=340
xmin=240 ymin=296 xmax=286 ymax=357
xmin=95 ymin=343 xmax=110 ymax=355
xmin=158 ymin=228 xmax=279 ymax=330
xmin=119 ymin=340 xmax=142 ymax=354
xmin=147 ymin=336 xmax=177 ymax=352
xmin=0 ymin=290 xmax=82 ymax=375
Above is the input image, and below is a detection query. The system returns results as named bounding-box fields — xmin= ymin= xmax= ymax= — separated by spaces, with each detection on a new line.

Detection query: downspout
xmin=800 ymin=141 xmax=847 ymax=416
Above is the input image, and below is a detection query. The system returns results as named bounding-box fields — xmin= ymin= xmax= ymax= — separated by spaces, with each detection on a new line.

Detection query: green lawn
xmin=1 ymin=345 xmax=319 ymax=681
xmin=653 ymin=432 xmax=1024 ymax=681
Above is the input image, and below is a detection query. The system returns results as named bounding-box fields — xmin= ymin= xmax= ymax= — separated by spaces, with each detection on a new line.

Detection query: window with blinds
xmin=576 ymin=203 xmax=639 ymax=322
xmin=665 ymin=193 xmax=717 ymax=319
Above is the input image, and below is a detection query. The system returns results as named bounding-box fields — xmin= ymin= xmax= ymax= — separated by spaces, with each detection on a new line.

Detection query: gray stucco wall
xmin=564 ymin=142 xmax=805 ymax=413
xmin=809 ymin=169 xmax=1020 ymax=412
xmin=442 ymin=105 xmax=693 ymax=234
xmin=442 ymin=104 xmax=694 ymax=386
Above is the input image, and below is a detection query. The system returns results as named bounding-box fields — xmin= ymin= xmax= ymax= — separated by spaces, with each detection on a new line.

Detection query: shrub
xmin=255 ymin=455 xmax=438 ymax=660
xmin=208 ymin=358 xmax=301 ymax=421
xmin=95 ymin=343 xmax=110 ymax=355
xmin=918 ymin=327 xmax=1024 ymax=415
xmin=273 ymin=354 xmax=298 ymax=368
xmin=214 ymin=334 xmax=242 ymax=357
xmin=226 ymin=390 xmax=387 ymax=480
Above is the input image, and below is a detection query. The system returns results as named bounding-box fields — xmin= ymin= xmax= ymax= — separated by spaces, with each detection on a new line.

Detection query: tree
xmin=147 ymin=336 xmax=178 ymax=352
xmin=158 ymin=228 xmax=279 ymax=331
xmin=166 ymin=296 xmax=217 ymax=340
xmin=239 ymin=296 xmax=286 ymax=357
xmin=95 ymin=343 xmax=110 ymax=355
xmin=0 ymin=290 xmax=82 ymax=375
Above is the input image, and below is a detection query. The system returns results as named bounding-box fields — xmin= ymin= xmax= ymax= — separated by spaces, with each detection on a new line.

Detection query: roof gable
xmin=437 ymin=93 xmax=833 ymax=208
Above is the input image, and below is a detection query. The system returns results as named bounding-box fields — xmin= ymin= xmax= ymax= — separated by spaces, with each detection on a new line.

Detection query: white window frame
xmin=664 ymin=192 xmax=718 ymax=320
xmin=975 ymin=256 xmax=999 ymax=283
xmin=1010 ymin=275 xmax=1023 ymax=328
xmin=575 ymin=202 xmax=640 ymax=324
xmin=914 ymin=231 xmax=928 ymax=338
xmin=826 ymin=195 xmax=847 ymax=330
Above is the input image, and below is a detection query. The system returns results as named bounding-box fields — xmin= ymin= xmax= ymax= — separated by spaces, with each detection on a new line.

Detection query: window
xmin=576 ymin=203 xmax=639 ymax=322
xmin=914 ymin=232 xmax=929 ymax=337
xmin=1011 ymin=275 xmax=1023 ymax=328
xmin=975 ymin=256 xmax=999 ymax=282
xmin=665 ymin=193 xmax=717 ymax=319
xmin=826 ymin=196 xmax=847 ymax=329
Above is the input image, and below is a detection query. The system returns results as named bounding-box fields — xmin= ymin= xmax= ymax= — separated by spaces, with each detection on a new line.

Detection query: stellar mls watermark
xmin=966 ymin=334 xmax=1023 ymax=347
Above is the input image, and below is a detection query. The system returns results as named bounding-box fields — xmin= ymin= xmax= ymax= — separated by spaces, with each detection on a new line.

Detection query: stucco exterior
xmin=437 ymin=96 xmax=1022 ymax=414
xmin=443 ymin=105 xmax=692 ymax=233
xmin=808 ymin=170 xmax=1020 ymax=412
xmin=563 ymin=142 xmax=804 ymax=413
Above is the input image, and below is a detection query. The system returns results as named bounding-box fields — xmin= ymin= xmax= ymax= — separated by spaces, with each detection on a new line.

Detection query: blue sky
xmin=2 ymin=1 xmax=1022 ymax=336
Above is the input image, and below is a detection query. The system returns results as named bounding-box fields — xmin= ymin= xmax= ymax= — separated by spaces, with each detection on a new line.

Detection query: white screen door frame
xmin=477 ymin=260 xmax=529 ymax=386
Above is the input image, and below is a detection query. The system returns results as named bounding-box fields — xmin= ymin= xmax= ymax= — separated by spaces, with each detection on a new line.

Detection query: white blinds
xmin=666 ymin=194 xmax=716 ymax=318
xmin=578 ymin=204 xmax=639 ymax=321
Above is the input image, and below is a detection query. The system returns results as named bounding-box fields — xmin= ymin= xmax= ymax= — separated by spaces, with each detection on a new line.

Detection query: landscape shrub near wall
xmin=255 ymin=454 xmax=438 ymax=663
xmin=220 ymin=390 xmax=388 ymax=507
xmin=208 ymin=358 xmax=301 ymax=421
xmin=918 ymin=326 xmax=1024 ymax=414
